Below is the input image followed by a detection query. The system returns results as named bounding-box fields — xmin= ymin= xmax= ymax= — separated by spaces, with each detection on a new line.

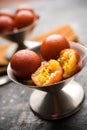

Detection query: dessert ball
xmin=40 ymin=34 xmax=70 ymax=61
xmin=0 ymin=15 xmax=15 ymax=33
xmin=0 ymin=5 xmax=39 ymax=33
xmin=15 ymin=4 xmax=39 ymax=20
xmin=58 ymin=48 xmax=82 ymax=78
xmin=31 ymin=59 xmax=63 ymax=86
xmin=10 ymin=49 xmax=41 ymax=80
xmin=0 ymin=9 xmax=14 ymax=19
xmin=15 ymin=10 xmax=35 ymax=29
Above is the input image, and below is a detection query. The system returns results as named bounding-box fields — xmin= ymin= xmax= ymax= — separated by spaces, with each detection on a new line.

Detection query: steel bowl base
xmin=29 ymin=80 xmax=84 ymax=120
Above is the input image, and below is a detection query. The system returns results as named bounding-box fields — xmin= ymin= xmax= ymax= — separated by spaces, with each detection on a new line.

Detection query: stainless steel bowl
xmin=0 ymin=20 xmax=37 ymax=59
xmin=7 ymin=42 xmax=87 ymax=120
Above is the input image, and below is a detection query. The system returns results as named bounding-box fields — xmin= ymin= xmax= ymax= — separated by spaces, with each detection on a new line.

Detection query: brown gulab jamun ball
xmin=10 ymin=49 xmax=41 ymax=80
xmin=40 ymin=34 xmax=70 ymax=61
xmin=0 ymin=9 xmax=14 ymax=19
xmin=15 ymin=10 xmax=35 ymax=29
xmin=0 ymin=15 xmax=15 ymax=33
xmin=15 ymin=4 xmax=39 ymax=20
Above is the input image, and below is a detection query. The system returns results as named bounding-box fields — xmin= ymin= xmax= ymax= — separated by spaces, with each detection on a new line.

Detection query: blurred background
xmin=0 ymin=0 xmax=87 ymax=45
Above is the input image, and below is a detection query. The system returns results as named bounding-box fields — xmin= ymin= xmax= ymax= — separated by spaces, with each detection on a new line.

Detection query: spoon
xmin=0 ymin=75 xmax=11 ymax=87
xmin=0 ymin=75 xmax=11 ymax=86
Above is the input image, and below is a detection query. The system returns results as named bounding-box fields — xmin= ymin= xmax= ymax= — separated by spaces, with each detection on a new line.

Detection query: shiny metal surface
xmin=30 ymin=80 xmax=84 ymax=120
xmin=0 ymin=75 xmax=11 ymax=86
xmin=7 ymin=42 xmax=87 ymax=120
xmin=0 ymin=21 xmax=37 ymax=60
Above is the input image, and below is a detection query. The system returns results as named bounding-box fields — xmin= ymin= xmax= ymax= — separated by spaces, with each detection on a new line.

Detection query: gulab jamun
xmin=15 ymin=10 xmax=35 ymax=29
xmin=40 ymin=34 xmax=70 ymax=61
xmin=0 ymin=9 xmax=14 ymax=19
xmin=0 ymin=15 xmax=15 ymax=33
xmin=58 ymin=48 xmax=82 ymax=78
xmin=10 ymin=49 xmax=41 ymax=80
xmin=15 ymin=4 xmax=39 ymax=20
xmin=31 ymin=59 xmax=63 ymax=86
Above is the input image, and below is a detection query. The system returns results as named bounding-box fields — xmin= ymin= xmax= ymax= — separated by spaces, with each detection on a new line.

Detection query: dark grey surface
xmin=0 ymin=0 xmax=87 ymax=129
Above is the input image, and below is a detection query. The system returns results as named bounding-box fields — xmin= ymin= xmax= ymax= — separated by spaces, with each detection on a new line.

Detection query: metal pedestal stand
xmin=30 ymin=80 xmax=84 ymax=120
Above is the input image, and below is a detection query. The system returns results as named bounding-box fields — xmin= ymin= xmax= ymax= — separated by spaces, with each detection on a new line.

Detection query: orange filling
xmin=31 ymin=60 xmax=63 ymax=86
xmin=58 ymin=49 xmax=82 ymax=78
